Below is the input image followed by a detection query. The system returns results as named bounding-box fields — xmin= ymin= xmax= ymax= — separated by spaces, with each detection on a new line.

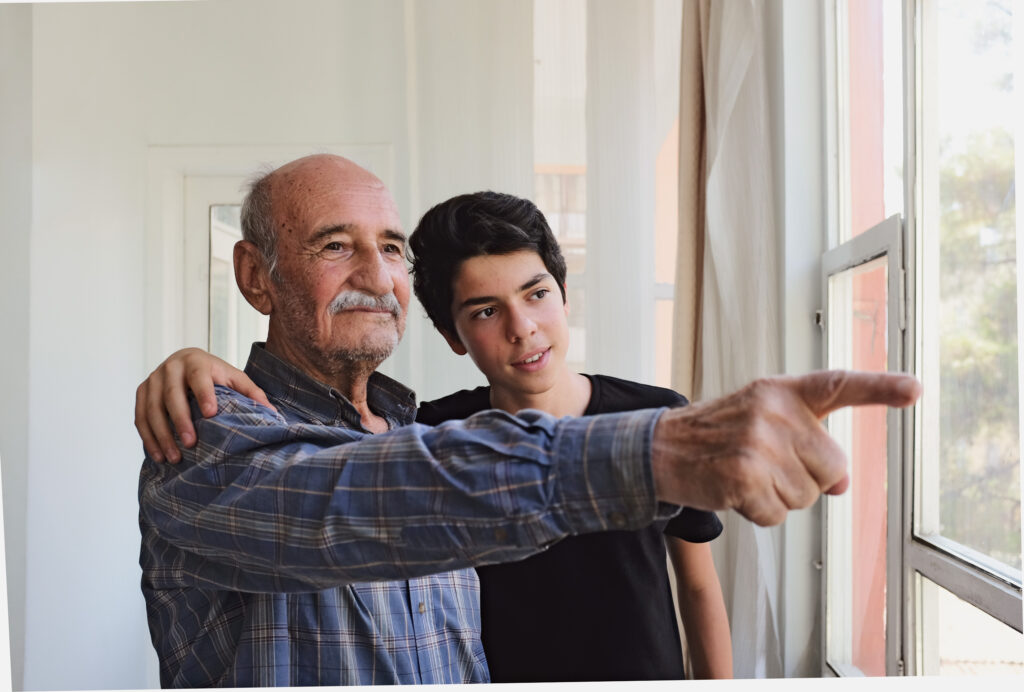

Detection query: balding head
xmin=240 ymin=154 xmax=393 ymax=279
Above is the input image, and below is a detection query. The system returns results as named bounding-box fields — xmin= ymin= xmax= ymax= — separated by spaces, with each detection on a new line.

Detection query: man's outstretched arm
xmin=140 ymin=368 xmax=919 ymax=591
xmin=140 ymin=387 xmax=671 ymax=593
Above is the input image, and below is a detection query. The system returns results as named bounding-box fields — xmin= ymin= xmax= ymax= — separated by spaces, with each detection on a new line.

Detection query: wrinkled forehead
xmin=271 ymin=166 xmax=401 ymax=234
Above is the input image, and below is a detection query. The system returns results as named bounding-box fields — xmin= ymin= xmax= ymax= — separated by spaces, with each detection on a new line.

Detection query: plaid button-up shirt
xmin=139 ymin=343 xmax=667 ymax=686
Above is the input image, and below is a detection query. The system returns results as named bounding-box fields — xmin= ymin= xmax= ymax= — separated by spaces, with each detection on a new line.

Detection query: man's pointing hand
xmin=651 ymin=370 xmax=922 ymax=526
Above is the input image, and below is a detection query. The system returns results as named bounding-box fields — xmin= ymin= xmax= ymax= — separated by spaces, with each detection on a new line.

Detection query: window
xmin=209 ymin=204 xmax=268 ymax=368
xmin=533 ymin=0 xmax=588 ymax=374
xmin=535 ymin=166 xmax=587 ymax=372
xmin=531 ymin=0 xmax=681 ymax=387
xmin=823 ymin=0 xmax=1022 ymax=677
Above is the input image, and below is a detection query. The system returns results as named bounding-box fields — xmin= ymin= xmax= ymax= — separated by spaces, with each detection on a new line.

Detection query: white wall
xmin=0 ymin=6 xmax=33 ymax=689
xmin=770 ymin=0 xmax=829 ymax=677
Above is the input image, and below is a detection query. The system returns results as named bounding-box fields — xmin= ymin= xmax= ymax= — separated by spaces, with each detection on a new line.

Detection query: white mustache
xmin=328 ymin=290 xmax=402 ymax=317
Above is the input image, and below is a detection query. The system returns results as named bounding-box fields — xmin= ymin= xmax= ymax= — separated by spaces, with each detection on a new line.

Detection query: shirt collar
xmin=243 ymin=342 xmax=418 ymax=429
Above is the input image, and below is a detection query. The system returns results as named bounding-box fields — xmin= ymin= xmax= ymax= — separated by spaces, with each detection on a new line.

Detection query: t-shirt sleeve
xmin=663 ymin=507 xmax=723 ymax=543
xmin=656 ymin=387 xmax=711 ymax=539
xmin=417 ymin=386 xmax=492 ymax=424
xmin=665 ymin=391 xmax=689 ymax=408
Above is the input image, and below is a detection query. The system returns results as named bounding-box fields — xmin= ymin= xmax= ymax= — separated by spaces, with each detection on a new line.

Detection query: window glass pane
xmin=652 ymin=0 xmax=681 ymax=387
xmin=209 ymin=204 xmax=268 ymax=369
xmin=838 ymin=0 xmax=904 ymax=242
xmin=534 ymin=0 xmax=586 ymax=369
xmin=654 ymin=298 xmax=673 ymax=388
xmin=209 ymin=256 xmax=232 ymax=360
xmin=825 ymin=255 xmax=890 ymax=676
xmin=915 ymin=573 xmax=1024 ymax=675
xmin=918 ymin=0 xmax=1020 ymax=572
xmin=564 ymin=279 xmax=586 ymax=374
xmin=535 ymin=169 xmax=587 ymax=274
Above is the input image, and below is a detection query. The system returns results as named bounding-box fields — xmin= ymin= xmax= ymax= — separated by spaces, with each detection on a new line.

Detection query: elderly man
xmin=137 ymin=154 xmax=920 ymax=686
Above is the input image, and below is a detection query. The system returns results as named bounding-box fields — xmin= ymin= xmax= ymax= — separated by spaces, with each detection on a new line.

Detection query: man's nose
xmin=349 ymin=247 xmax=395 ymax=295
xmin=506 ymin=305 xmax=537 ymax=343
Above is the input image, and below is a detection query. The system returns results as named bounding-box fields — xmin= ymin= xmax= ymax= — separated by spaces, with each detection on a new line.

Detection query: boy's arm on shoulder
xmin=134 ymin=347 xmax=274 ymax=463
xmin=666 ymin=536 xmax=733 ymax=679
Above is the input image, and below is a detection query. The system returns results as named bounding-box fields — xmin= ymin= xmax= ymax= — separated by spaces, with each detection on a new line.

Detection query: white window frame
xmin=820 ymin=214 xmax=907 ymax=677
xmin=821 ymin=0 xmax=1024 ymax=677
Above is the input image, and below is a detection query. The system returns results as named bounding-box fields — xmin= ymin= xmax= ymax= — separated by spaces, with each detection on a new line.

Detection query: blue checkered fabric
xmin=139 ymin=343 xmax=666 ymax=686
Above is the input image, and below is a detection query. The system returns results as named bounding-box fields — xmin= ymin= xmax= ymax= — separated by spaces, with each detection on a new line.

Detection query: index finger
xmin=792 ymin=370 xmax=922 ymax=419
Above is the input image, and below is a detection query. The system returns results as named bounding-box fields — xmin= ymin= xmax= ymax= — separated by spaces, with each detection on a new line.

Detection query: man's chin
xmin=325 ymin=333 xmax=401 ymax=366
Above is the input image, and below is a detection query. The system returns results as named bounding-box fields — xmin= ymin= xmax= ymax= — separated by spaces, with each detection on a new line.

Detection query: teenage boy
xmin=407 ymin=191 xmax=731 ymax=681
xmin=137 ymin=190 xmax=733 ymax=682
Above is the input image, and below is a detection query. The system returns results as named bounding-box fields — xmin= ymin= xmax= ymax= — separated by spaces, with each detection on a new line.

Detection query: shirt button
xmin=418 ymin=602 xmax=426 ymax=614
xmin=609 ymin=511 xmax=626 ymax=528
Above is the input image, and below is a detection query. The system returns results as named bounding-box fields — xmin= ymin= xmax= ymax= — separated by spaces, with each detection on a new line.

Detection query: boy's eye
xmin=473 ymin=306 xmax=497 ymax=320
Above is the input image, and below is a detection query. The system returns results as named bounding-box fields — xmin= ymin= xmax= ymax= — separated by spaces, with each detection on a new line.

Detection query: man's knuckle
xmin=730 ymin=453 xmax=765 ymax=499
xmin=817 ymin=370 xmax=850 ymax=409
xmin=743 ymin=378 xmax=768 ymax=403
xmin=749 ymin=414 xmax=775 ymax=445
xmin=791 ymin=483 xmax=816 ymax=509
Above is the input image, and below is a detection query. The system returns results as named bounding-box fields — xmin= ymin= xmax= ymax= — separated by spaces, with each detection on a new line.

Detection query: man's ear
xmin=440 ymin=328 xmax=468 ymax=356
xmin=234 ymin=240 xmax=274 ymax=315
xmin=563 ymin=282 xmax=570 ymax=316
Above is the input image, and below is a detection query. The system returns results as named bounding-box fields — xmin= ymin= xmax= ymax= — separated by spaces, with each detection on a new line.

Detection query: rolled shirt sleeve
xmin=139 ymin=387 xmax=674 ymax=593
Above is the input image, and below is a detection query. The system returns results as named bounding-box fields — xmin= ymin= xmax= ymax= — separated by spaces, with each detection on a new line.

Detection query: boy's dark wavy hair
xmin=409 ymin=191 xmax=568 ymax=336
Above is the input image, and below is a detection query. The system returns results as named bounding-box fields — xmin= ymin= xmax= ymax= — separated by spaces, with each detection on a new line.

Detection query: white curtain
xmin=674 ymin=0 xmax=785 ymax=678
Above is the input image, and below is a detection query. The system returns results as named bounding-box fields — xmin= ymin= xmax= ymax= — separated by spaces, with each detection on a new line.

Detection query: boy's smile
xmin=512 ymin=346 xmax=552 ymax=370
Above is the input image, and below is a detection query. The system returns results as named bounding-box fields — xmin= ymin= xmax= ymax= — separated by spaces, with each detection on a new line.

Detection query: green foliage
xmin=937 ymin=123 xmax=1020 ymax=569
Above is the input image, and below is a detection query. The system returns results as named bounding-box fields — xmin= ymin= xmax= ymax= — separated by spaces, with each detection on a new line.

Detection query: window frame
xmin=822 ymin=0 xmax=1023 ymax=678
xmin=820 ymin=214 xmax=907 ymax=677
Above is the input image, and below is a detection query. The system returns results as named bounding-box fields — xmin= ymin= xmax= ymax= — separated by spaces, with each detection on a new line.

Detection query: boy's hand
xmin=134 ymin=348 xmax=274 ymax=463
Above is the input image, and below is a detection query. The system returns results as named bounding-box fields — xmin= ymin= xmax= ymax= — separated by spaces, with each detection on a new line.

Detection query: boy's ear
xmin=234 ymin=240 xmax=274 ymax=315
xmin=440 ymin=329 xmax=468 ymax=356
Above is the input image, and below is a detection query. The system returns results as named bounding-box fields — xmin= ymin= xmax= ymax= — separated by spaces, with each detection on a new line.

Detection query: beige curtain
xmin=673 ymin=0 xmax=785 ymax=678
xmin=673 ymin=0 xmax=707 ymax=398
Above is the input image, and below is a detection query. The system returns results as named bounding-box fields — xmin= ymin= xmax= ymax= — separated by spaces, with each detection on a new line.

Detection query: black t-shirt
xmin=416 ymin=374 xmax=724 ymax=682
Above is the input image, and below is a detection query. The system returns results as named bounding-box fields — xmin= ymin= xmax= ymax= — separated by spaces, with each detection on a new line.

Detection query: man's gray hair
xmin=240 ymin=166 xmax=279 ymax=279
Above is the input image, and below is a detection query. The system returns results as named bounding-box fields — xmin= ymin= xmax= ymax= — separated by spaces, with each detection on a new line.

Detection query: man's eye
xmin=531 ymin=288 xmax=550 ymax=300
xmin=473 ymin=307 xmax=497 ymax=320
xmin=383 ymin=243 xmax=403 ymax=254
xmin=323 ymin=242 xmax=344 ymax=252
